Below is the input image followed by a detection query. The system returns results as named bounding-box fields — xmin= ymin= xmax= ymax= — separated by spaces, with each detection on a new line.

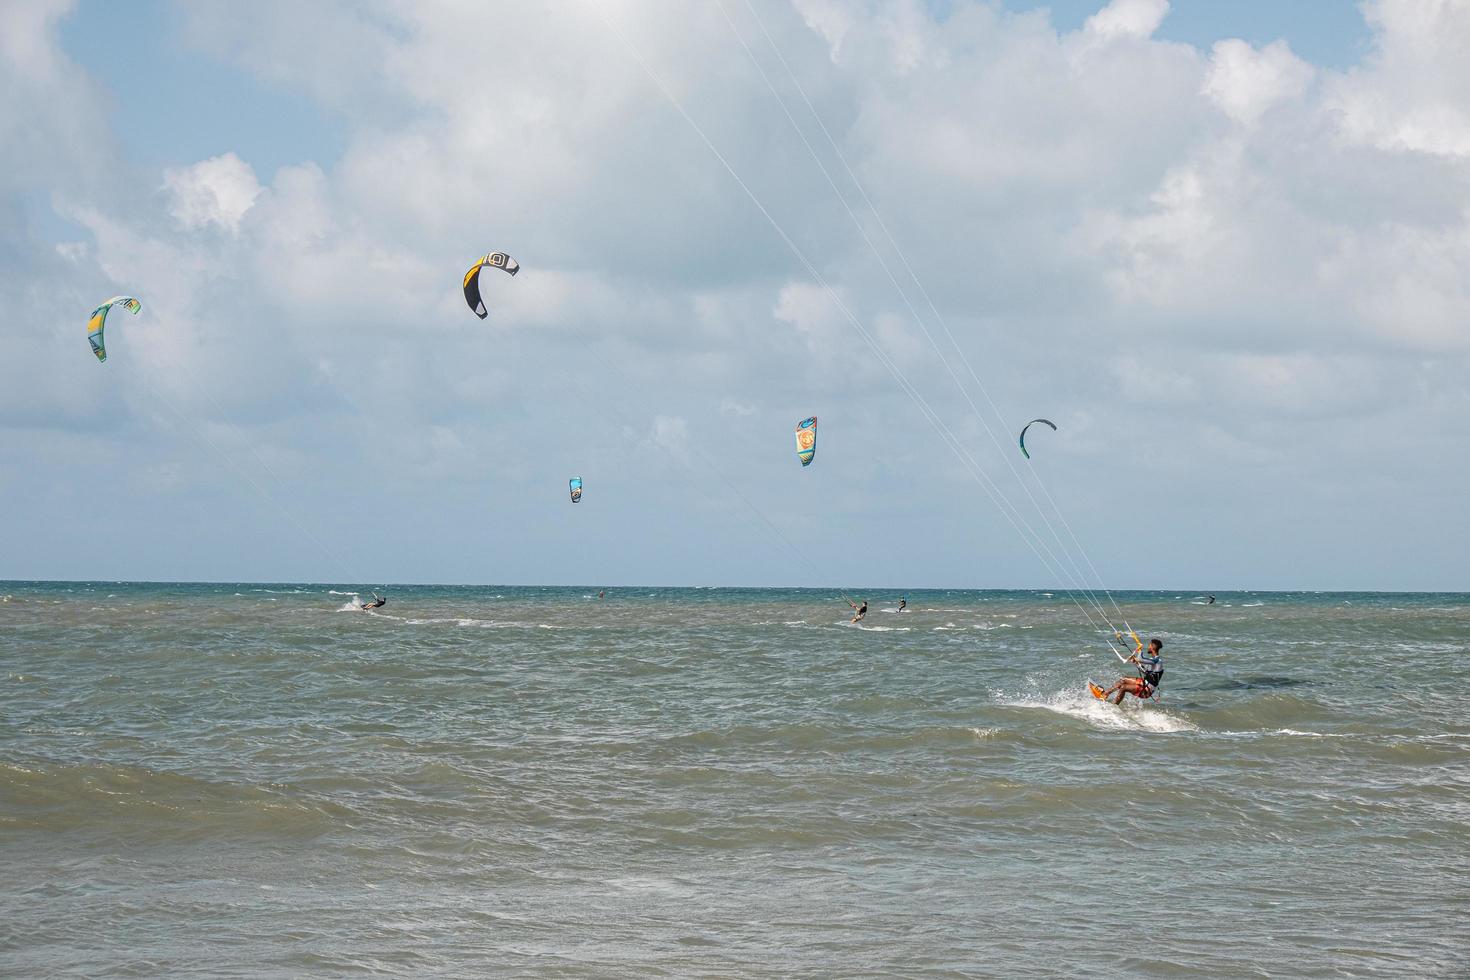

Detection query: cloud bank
xmin=2 ymin=0 xmax=1467 ymax=589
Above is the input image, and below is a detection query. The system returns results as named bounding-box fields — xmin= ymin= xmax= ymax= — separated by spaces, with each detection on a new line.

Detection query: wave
xmin=1192 ymin=675 xmax=1308 ymax=692
xmin=1000 ymin=688 xmax=1200 ymax=734
xmin=1261 ymin=728 xmax=1470 ymax=744
xmin=338 ymin=608 xmax=564 ymax=630
xmin=390 ymin=614 xmax=513 ymax=628
xmin=1273 ymin=728 xmax=1353 ymax=738
xmin=0 ymin=762 xmax=336 ymax=840
xmin=1194 ymin=691 xmax=1337 ymax=730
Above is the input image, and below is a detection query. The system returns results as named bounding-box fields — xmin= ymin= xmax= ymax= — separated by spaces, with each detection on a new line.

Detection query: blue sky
xmin=59 ymin=2 xmax=346 ymax=177
xmin=1000 ymin=0 xmax=1372 ymax=66
xmin=3 ymin=0 xmax=1469 ymax=590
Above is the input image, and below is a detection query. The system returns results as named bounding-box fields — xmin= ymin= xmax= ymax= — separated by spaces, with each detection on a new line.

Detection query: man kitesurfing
xmin=1093 ymin=637 xmax=1170 ymax=705
xmin=359 ymin=592 xmax=387 ymax=611
xmin=1092 ymin=633 xmax=1163 ymax=704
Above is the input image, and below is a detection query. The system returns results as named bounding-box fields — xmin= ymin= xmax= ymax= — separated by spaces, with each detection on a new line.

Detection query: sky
xmin=2 ymin=0 xmax=1468 ymax=591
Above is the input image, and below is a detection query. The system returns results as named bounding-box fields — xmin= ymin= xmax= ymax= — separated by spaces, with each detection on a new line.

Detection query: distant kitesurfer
xmin=897 ymin=596 xmax=907 ymax=612
xmin=359 ymin=592 xmax=386 ymax=610
xmin=598 ymin=590 xmax=606 ymax=600
xmin=849 ymin=598 xmax=868 ymax=623
xmin=1207 ymin=595 xmax=1216 ymax=605
xmin=1099 ymin=634 xmax=1163 ymax=704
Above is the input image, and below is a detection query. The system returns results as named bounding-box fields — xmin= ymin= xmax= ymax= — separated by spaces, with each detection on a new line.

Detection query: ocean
xmin=2 ymin=583 xmax=1466 ymax=977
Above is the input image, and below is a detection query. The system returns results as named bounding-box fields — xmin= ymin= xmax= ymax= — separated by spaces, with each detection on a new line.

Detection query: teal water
xmin=2 ymin=583 xmax=1467 ymax=977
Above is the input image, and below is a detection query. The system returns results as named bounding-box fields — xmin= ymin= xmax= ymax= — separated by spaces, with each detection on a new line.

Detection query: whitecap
xmin=1001 ymin=689 xmax=1199 ymax=734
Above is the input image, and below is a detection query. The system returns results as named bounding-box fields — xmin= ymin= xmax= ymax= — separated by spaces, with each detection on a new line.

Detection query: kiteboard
xmin=1087 ymin=681 xmax=1107 ymax=700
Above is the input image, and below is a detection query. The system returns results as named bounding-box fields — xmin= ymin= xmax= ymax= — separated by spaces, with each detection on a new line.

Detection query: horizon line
xmin=2 ymin=578 xmax=1466 ymax=596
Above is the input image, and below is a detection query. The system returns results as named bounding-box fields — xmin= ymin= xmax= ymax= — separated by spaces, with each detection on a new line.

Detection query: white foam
xmin=1003 ymin=689 xmax=1200 ymax=734
xmin=393 ymin=615 xmax=511 ymax=628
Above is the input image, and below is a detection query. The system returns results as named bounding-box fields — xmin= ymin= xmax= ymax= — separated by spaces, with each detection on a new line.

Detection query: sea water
xmin=2 ymin=584 xmax=1466 ymax=976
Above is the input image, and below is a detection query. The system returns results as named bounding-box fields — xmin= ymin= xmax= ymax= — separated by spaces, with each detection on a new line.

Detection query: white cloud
xmin=1084 ymin=0 xmax=1170 ymax=41
xmin=792 ymin=0 xmax=854 ymax=63
xmin=1203 ymin=39 xmax=1313 ymax=125
xmin=650 ymin=414 xmax=690 ymax=452
xmin=163 ymin=152 xmax=262 ymax=233
xmin=720 ymin=398 xmax=758 ymax=417
xmin=774 ymin=281 xmax=845 ymax=352
xmin=1328 ymin=0 xmax=1470 ymax=157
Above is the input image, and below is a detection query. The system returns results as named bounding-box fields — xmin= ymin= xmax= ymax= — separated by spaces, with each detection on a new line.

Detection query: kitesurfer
xmin=598 ymin=590 xmax=606 ymax=600
xmin=359 ymin=592 xmax=387 ymax=610
xmin=849 ymin=598 xmax=868 ymax=623
xmin=897 ymin=596 xmax=907 ymax=612
xmin=1207 ymin=595 xmax=1216 ymax=605
xmin=1099 ymin=635 xmax=1163 ymax=704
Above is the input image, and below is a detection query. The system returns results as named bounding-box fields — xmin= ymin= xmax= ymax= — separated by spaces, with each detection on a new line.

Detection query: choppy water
xmin=2 ymin=583 xmax=1467 ymax=977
